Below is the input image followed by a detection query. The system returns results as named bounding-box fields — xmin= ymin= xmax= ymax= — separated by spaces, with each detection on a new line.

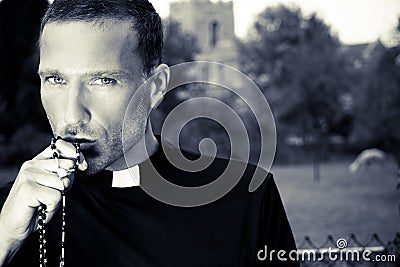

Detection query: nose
xmin=64 ymin=82 xmax=91 ymax=125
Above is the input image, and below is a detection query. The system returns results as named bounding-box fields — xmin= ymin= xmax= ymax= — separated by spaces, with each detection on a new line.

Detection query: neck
xmin=106 ymin=124 xmax=158 ymax=171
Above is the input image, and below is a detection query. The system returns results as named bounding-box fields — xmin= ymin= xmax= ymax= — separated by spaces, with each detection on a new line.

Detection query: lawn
xmin=271 ymin=158 xmax=400 ymax=247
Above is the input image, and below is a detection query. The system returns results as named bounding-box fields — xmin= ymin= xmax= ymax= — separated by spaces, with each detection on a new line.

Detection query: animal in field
xmin=348 ymin=148 xmax=386 ymax=173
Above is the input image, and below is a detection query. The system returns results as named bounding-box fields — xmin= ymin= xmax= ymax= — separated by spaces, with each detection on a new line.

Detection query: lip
xmin=60 ymin=136 xmax=96 ymax=149
xmin=78 ymin=142 xmax=96 ymax=150
xmin=61 ymin=136 xmax=95 ymax=143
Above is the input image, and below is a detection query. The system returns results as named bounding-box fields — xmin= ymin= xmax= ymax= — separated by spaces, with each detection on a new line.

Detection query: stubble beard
xmin=50 ymin=121 xmax=125 ymax=175
xmin=81 ymin=120 xmax=146 ymax=175
xmin=81 ymin=133 xmax=123 ymax=175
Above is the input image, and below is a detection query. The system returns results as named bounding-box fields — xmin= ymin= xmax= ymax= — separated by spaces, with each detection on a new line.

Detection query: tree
xmin=160 ymin=19 xmax=200 ymax=108
xmin=154 ymin=19 xmax=200 ymax=126
xmin=162 ymin=19 xmax=200 ymax=66
xmin=239 ymin=5 xmax=351 ymax=161
xmin=347 ymin=16 xmax=400 ymax=169
xmin=387 ymin=17 xmax=400 ymax=47
xmin=349 ymin=43 xmax=400 ymax=165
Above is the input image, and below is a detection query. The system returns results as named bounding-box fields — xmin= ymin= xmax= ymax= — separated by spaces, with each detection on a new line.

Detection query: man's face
xmin=39 ymin=20 xmax=149 ymax=174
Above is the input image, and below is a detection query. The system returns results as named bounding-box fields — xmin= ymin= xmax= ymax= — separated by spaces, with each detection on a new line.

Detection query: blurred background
xmin=0 ymin=0 xmax=399 ymax=264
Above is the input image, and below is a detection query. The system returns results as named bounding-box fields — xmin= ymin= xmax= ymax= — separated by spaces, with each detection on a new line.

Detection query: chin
xmin=79 ymin=138 xmax=125 ymax=174
xmin=84 ymin=152 xmax=124 ymax=176
xmin=79 ymin=151 xmax=109 ymax=175
xmin=81 ymin=161 xmax=105 ymax=175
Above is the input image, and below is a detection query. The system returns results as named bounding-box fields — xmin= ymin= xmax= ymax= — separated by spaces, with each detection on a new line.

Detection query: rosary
xmin=38 ymin=137 xmax=80 ymax=267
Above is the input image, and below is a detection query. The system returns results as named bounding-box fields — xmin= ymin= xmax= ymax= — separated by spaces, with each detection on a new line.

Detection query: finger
xmin=55 ymin=139 xmax=80 ymax=159
xmin=59 ymin=170 xmax=76 ymax=191
xmin=35 ymin=159 xmax=76 ymax=174
xmin=20 ymin=159 xmax=76 ymax=192
xmin=33 ymin=142 xmax=79 ymax=161
xmin=30 ymin=169 xmax=65 ymax=191
xmin=19 ymin=174 xmax=63 ymax=210
xmin=34 ymin=142 xmax=88 ymax=171
xmin=49 ymin=139 xmax=88 ymax=171
xmin=35 ymin=187 xmax=62 ymax=220
xmin=60 ymin=174 xmax=75 ymax=191
xmin=61 ymin=177 xmax=71 ymax=189
xmin=33 ymin=146 xmax=54 ymax=160
xmin=77 ymin=154 xmax=88 ymax=171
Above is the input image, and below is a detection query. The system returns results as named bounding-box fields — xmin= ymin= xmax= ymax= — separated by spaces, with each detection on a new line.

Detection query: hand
xmin=0 ymin=139 xmax=87 ymax=265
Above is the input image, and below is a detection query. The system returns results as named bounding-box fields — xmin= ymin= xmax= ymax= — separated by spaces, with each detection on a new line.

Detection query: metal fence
xmin=297 ymin=233 xmax=400 ymax=266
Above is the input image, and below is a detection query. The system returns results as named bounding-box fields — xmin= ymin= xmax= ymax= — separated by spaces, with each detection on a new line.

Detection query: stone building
xmin=170 ymin=0 xmax=238 ymax=68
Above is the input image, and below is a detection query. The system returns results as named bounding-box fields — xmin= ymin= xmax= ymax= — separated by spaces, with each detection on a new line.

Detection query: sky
xmin=150 ymin=0 xmax=400 ymax=45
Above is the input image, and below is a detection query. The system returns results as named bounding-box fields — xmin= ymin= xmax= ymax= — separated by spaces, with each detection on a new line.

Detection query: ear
xmin=149 ymin=64 xmax=170 ymax=110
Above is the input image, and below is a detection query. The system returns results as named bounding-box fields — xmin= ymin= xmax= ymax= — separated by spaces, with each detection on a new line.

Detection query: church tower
xmin=170 ymin=0 xmax=238 ymax=68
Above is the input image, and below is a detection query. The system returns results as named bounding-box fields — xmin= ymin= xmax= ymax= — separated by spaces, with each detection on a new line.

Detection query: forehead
xmin=39 ymin=20 xmax=140 ymax=74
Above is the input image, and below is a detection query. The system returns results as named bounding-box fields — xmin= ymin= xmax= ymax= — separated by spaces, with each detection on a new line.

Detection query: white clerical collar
xmin=111 ymin=165 xmax=140 ymax=188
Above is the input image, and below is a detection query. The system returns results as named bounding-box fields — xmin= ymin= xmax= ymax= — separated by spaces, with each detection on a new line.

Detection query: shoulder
xmin=175 ymin=141 xmax=275 ymax=194
xmin=148 ymin=137 xmax=276 ymax=194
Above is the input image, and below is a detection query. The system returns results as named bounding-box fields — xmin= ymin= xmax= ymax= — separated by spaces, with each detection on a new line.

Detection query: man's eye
xmin=46 ymin=76 xmax=66 ymax=85
xmin=92 ymin=78 xmax=117 ymax=86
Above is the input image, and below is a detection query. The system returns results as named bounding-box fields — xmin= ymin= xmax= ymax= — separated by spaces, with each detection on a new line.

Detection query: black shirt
xmin=0 ymin=141 xmax=298 ymax=266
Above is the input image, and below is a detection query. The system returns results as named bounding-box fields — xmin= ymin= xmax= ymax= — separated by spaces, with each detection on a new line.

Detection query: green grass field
xmin=272 ymin=159 xmax=400 ymax=247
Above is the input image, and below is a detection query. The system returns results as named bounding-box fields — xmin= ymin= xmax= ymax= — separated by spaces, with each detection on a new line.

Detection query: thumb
xmin=61 ymin=172 xmax=75 ymax=192
xmin=77 ymin=151 xmax=88 ymax=171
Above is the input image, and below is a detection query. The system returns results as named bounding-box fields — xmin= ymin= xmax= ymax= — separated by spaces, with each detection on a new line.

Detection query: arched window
xmin=210 ymin=20 xmax=219 ymax=47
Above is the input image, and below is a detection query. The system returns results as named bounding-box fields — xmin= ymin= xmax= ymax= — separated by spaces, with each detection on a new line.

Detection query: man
xmin=0 ymin=0 xmax=298 ymax=266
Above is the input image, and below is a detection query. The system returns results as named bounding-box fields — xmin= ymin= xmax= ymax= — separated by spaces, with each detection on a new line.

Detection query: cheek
xmin=120 ymin=98 xmax=149 ymax=133
xmin=41 ymin=91 xmax=58 ymax=125
xmin=94 ymin=95 xmax=131 ymax=130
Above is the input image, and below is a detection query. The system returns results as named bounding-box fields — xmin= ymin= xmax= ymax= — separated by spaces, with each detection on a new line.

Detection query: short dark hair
xmin=40 ymin=0 xmax=163 ymax=75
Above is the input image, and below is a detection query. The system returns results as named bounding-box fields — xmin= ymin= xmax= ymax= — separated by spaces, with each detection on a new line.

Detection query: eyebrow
xmin=37 ymin=69 xmax=132 ymax=80
xmin=37 ymin=69 xmax=61 ymax=77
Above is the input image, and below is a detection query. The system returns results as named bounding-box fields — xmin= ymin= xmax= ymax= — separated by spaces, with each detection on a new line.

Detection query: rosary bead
xmin=38 ymin=139 xmax=80 ymax=267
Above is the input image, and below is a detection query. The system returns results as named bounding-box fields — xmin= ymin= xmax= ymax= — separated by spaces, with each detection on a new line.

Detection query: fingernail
xmin=80 ymin=160 xmax=88 ymax=171
xmin=63 ymin=178 xmax=70 ymax=189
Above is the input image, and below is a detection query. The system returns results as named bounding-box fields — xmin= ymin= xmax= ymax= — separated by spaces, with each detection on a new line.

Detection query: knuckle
xmin=50 ymin=190 xmax=62 ymax=203
xmin=18 ymin=181 xmax=34 ymax=196
xmin=60 ymin=158 xmax=73 ymax=168
xmin=36 ymin=187 xmax=61 ymax=207
xmin=21 ymin=160 xmax=33 ymax=170
xmin=16 ymin=169 xmax=32 ymax=184
xmin=55 ymin=179 xmax=65 ymax=190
